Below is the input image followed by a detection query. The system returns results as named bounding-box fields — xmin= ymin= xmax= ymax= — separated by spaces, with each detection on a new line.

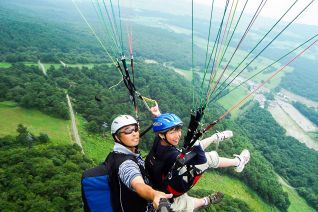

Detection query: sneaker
xmin=234 ymin=149 xmax=250 ymax=173
xmin=205 ymin=192 xmax=224 ymax=205
xmin=212 ymin=130 xmax=233 ymax=143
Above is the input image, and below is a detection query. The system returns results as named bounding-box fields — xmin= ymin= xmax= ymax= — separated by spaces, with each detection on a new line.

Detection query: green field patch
xmin=194 ymin=171 xmax=278 ymax=211
xmin=43 ymin=63 xmax=62 ymax=69
xmin=0 ymin=101 xmax=70 ymax=145
xmin=77 ymin=116 xmax=151 ymax=162
xmin=195 ymin=38 xmax=293 ymax=92
xmin=164 ymin=64 xmax=193 ymax=81
xmin=67 ymin=63 xmax=96 ymax=69
xmin=170 ymin=65 xmax=250 ymax=119
xmin=173 ymin=68 xmax=192 ymax=81
xmin=278 ymin=176 xmax=315 ymax=212
xmin=23 ymin=62 xmax=38 ymax=66
xmin=40 ymin=63 xmax=96 ymax=70
xmin=217 ymin=86 xmax=249 ymax=119
xmin=3 ymin=62 xmax=97 ymax=70
xmin=250 ymin=65 xmax=294 ymax=90
xmin=77 ymin=116 xmax=113 ymax=163
xmin=44 ymin=63 xmax=97 ymax=69
xmin=0 ymin=62 xmax=12 ymax=68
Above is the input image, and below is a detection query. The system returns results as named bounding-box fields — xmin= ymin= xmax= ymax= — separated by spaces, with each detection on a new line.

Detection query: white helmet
xmin=111 ymin=115 xmax=138 ymax=134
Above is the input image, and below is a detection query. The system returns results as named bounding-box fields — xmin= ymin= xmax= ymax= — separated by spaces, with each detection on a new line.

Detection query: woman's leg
xmin=196 ymin=149 xmax=250 ymax=173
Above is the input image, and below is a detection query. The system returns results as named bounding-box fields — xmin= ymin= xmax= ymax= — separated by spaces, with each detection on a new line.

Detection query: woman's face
xmin=117 ymin=124 xmax=140 ymax=147
xmin=164 ymin=126 xmax=182 ymax=146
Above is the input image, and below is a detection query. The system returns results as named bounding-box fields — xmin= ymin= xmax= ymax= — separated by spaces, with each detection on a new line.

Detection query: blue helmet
xmin=153 ymin=113 xmax=183 ymax=133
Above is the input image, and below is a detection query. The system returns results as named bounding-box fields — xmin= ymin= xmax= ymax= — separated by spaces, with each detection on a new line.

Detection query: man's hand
xmin=131 ymin=176 xmax=172 ymax=209
xmin=153 ymin=191 xmax=173 ymax=209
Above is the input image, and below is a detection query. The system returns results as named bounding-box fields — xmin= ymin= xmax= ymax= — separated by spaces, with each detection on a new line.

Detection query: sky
xmin=192 ymin=0 xmax=318 ymax=26
xmin=115 ymin=0 xmax=318 ymax=26
xmin=74 ymin=0 xmax=318 ymax=30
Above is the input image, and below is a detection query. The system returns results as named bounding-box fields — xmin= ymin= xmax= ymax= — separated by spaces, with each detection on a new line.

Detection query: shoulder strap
xmin=106 ymin=151 xmax=137 ymax=172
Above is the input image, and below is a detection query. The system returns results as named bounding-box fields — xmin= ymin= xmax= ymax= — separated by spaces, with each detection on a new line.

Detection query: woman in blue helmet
xmin=145 ymin=106 xmax=250 ymax=211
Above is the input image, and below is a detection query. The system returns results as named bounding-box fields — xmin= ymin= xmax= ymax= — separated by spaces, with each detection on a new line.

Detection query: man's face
xmin=117 ymin=124 xmax=140 ymax=146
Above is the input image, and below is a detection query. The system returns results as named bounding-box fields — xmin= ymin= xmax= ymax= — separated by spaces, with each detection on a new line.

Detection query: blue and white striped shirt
xmin=113 ymin=143 xmax=147 ymax=190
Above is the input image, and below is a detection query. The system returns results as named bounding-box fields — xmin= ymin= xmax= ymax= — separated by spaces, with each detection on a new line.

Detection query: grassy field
xmin=0 ymin=101 xmax=71 ymax=145
xmin=194 ymin=171 xmax=278 ymax=211
xmin=23 ymin=62 xmax=38 ymax=66
xmin=285 ymin=186 xmax=315 ymax=212
xmin=278 ymin=176 xmax=315 ymax=212
xmin=170 ymin=66 xmax=254 ymax=119
xmin=42 ymin=63 xmax=96 ymax=69
xmin=173 ymin=68 xmax=192 ymax=81
xmin=217 ymin=86 xmax=250 ymax=119
xmin=242 ymin=62 xmax=294 ymax=90
xmin=0 ymin=62 xmax=97 ymax=69
xmin=43 ymin=63 xmax=62 ymax=69
xmin=0 ymin=62 xmax=12 ymax=68
xmin=77 ymin=116 xmax=114 ymax=163
xmin=194 ymin=34 xmax=294 ymax=92
xmin=30 ymin=62 xmax=96 ymax=69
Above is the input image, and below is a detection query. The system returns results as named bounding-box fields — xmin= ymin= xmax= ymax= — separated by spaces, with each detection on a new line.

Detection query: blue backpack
xmin=81 ymin=152 xmax=135 ymax=212
xmin=81 ymin=159 xmax=113 ymax=212
xmin=82 ymin=152 xmax=174 ymax=212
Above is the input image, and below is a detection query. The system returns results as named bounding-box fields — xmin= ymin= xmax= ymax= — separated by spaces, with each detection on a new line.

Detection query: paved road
xmin=66 ymin=94 xmax=84 ymax=154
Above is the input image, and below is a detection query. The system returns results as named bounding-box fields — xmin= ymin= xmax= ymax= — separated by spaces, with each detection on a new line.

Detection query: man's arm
xmin=131 ymin=176 xmax=172 ymax=209
xmin=118 ymin=160 xmax=172 ymax=209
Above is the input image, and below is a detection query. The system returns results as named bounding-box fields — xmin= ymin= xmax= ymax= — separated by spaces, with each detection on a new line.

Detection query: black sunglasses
xmin=119 ymin=125 xmax=139 ymax=135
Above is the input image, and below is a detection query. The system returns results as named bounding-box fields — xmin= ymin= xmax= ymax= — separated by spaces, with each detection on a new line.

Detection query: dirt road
xmin=66 ymin=94 xmax=84 ymax=154
xmin=38 ymin=60 xmax=47 ymax=76
xmin=276 ymin=97 xmax=318 ymax=132
xmin=268 ymin=100 xmax=318 ymax=151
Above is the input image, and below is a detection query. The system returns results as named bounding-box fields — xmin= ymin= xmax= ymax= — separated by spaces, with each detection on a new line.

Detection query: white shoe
xmin=234 ymin=149 xmax=250 ymax=173
xmin=211 ymin=130 xmax=233 ymax=143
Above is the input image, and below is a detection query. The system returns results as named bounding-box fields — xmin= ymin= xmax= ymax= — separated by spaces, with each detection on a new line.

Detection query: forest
xmin=0 ymin=4 xmax=205 ymax=69
xmin=238 ymin=104 xmax=318 ymax=210
xmin=0 ymin=125 xmax=94 ymax=211
xmin=0 ymin=64 xmax=69 ymax=119
xmin=292 ymin=101 xmax=318 ymax=127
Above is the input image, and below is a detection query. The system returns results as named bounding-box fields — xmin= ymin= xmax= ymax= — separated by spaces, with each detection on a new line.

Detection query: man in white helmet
xmin=109 ymin=114 xmax=172 ymax=211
